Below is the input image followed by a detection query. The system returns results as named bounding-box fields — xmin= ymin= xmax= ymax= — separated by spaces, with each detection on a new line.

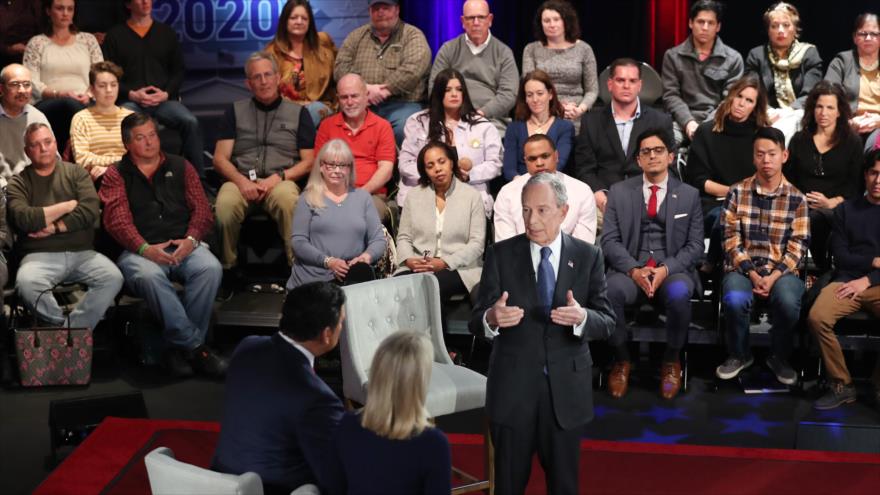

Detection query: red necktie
xmin=646 ymin=185 xmax=659 ymax=268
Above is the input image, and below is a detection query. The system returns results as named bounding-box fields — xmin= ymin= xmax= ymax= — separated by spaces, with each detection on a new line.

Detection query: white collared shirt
xmin=278 ymin=331 xmax=315 ymax=369
xmin=642 ymin=174 xmax=669 ymax=210
xmin=465 ymin=32 xmax=492 ymax=55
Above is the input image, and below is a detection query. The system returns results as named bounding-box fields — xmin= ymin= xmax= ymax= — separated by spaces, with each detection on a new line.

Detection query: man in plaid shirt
xmin=716 ymin=127 xmax=810 ymax=385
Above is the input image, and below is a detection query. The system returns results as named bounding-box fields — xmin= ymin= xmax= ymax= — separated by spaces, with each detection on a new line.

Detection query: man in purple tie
xmin=471 ymin=166 xmax=615 ymax=495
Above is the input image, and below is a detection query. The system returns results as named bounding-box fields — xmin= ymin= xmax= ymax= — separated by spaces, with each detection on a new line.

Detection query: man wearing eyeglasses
xmin=493 ymin=134 xmax=597 ymax=243
xmin=429 ymin=0 xmax=518 ymax=131
xmin=212 ymin=52 xmax=315 ymax=273
xmin=600 ymin=128 xmax=704 ymax=399
xmin=0 ymin=63 xmax=51 ymax=187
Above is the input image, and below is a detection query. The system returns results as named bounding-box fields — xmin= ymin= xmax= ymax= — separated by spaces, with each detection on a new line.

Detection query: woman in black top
xmin=686 ymin=75 xmax=770 ymax=268
xmin=786 ymin=81 xmax=864 ymax=270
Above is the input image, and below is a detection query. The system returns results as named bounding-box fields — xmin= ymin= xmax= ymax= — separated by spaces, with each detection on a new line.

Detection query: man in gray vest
xmin=213 ymin=51 xmax=316 ymax=271
xmin=429 ymin=0 xmax=518 ymax=131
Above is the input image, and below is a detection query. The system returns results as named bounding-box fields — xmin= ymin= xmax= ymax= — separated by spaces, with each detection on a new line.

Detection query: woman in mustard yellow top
xmin=265 ymin=0 xmax=337 ymax=126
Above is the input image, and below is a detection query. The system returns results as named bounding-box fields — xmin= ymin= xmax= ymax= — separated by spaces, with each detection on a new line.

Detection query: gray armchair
xmin=144 ymin=446 xmax=264 ymax=495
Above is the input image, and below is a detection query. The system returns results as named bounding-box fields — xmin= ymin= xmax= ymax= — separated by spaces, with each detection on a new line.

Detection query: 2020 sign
xmin=154 ymin=0 xmax=284 ymax=42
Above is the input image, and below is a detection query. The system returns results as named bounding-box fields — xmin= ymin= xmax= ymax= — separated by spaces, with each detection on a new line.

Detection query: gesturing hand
xmin=550 ymin=290 xmax=586 ymax=327
xmin=487 ymin=291 xmax=524 ymax=329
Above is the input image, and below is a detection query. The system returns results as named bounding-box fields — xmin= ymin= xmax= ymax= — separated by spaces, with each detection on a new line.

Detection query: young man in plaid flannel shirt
xmin=716 ymin=126 xmax=810 ymax=385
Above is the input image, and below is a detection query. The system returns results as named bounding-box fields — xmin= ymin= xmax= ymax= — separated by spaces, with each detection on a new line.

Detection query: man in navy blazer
xmin=601 ymin=128 xmax=704 ymax=400
xmin=572 ymin=58 xmax=673 ymax=213
xmin=472 ymin=157 xmax=615 ymax=495
xmin=212 ymin=282 xmax=346 ymax=495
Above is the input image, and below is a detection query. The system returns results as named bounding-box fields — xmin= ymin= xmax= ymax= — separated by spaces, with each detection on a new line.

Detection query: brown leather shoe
xmin=607 ymin=361 xmax=631 ymax=398
xmin=660 ymin=362 xmax=682 ymax=400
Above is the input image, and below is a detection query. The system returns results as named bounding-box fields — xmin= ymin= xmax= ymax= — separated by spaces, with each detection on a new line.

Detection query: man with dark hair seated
xmin=716 ymin=126 xmax=809 ymax=385
xmin=808 ymin=150 xmax=880 ymax=410
xmin=213 ymin=281 xmax=346 ymax=495
xmin=601 ymin=128 xmax=703 ymax=399
xmin=99 ymin=113 xmax=225 ymax=378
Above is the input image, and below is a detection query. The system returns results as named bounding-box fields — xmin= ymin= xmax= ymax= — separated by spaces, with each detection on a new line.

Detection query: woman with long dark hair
xmin=398 ymin=68 xmax=501 ymax=216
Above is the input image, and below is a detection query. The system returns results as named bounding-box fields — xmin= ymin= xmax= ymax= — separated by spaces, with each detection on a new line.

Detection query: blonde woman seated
xmin=70 ymin=61 xmax=132 ymax=180
xmin=395 ymin=141 xmax=485 ymax=311
xmin=328 ymin=331 xmax=451 ymax=495
xmin=286 ymin=139 xmax=386 ymax=290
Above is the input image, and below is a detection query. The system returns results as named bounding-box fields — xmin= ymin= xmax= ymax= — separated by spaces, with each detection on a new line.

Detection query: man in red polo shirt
xmin=315 ymin=73 xmax=396 ymax=222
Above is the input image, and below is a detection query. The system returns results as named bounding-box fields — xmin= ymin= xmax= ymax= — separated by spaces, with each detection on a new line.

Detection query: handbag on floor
xmin=14 ymin=327 xmax=93 ymax=387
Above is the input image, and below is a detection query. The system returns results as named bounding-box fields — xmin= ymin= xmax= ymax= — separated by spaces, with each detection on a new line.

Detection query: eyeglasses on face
xmin=463 ymin=15 xmax=489 ymax=23
xmin=6 ymin=81 xmax=32 ymax=90
xmin=638 ymin=146 xmax=668 ymax=157
xmin=321 ymin=160 xmax=351 ymax=171
xmin=856 ymin=31 xmax=880 ymax=39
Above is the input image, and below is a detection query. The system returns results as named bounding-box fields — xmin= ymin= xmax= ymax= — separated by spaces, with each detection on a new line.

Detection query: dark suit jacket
xmin=212 ymin=334 xmax=344 ymax=493
xmin=600 ymin=175 xmax=704 ymax=288
xmin=471 ymin=234 xmax=615 ymax=430
xmin=572 ymin=104 xmax=673 ymax=192
xmin=745 ymin=44 xmax=823 ymax=110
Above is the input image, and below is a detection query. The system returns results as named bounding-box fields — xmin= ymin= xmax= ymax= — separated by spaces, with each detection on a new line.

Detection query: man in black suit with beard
xmin=472 ymin=136 xmax=615 ymax=495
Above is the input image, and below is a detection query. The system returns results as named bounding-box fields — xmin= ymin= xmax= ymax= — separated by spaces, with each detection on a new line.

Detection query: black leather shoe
xmin=189 ymin=345 xmax=228 ymax=378
xmin=164 ymin=349 xmax=194 ymax=378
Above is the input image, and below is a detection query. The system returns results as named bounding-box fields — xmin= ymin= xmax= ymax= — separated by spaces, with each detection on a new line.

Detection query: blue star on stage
xmin=813 ymin=408 xmax=851 ymax=421
xmin=719 ymin=412 xmax=784 ymax=436
xmin=728 ymin=395 xmax=776 ymax=408
xmin=592 ymin=405 xmax=619 ymax=419
xmin=637 ymin=406 xmax=690 ymax=424
xmin=621 ymin=429 xmax=689 ymax=444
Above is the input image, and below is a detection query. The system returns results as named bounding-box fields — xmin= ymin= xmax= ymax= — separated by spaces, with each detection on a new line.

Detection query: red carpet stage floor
xmin=34 ymin=417 xmax=880 ymax=495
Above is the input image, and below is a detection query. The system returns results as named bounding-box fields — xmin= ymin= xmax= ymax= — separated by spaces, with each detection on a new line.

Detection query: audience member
xmin=395 ymin=142 xmax=485 ymax=313
xmin=686 ymin=75 xmax=770 ymax=269
xmin=825 ymin=12 xmax=880 ymax=152
xmin=573 ymin=58 xmax=673 ymax=214
xmin=662 ymin=0 xmax=744 ymax=145
xmin=213 ymin=52 xmax=315 ymax=271
xmin=808 ymin=150 xmax=880 ymax=410
xmin=495 ymin=134 xmax=596 ymax=243
xmin=398 ymin=68 xmax=501 ymax=215
xmin=265 ymin=0 xmax=337 ymax=125
xmin=786 ymin=81 xmax=863 ymax=271
xmin=601 ymin=129 xmax=704 ymax=400
xmin=23 ymin=0 xmax=101 ymax=153
xmin=716 ymin=127 xmax=809 ymax=386
xmin=522 ymin=0 xmax=597 ymax=132
xmin=334 ymin=0 xmax=430 ymax=145
xmin=430 ymin=0 xmax=518 ymax=131
xmin=102 ymin=0 xmax=205 ymax=177
xmin=327 ymin=331 xmax=451 ymax=495
xmin=287 ymin=139 xmax=386 ymax=290
xmin=7 ymin=122 xmax=122 ymax=329
xmin=502 ymin=70 xmax=574 ymax=181
xmin=745 ymin=2 xmax=822 ymax=143
xmin=0 ymin=195 xmax=9 ymax=383
xmin=0 ymin=64 xmax=50 ymax=186
xmin=0 ymin=0 xmax=40 ymax=67
xmin=213 ymin=282 xmax=346 ymax=495
xmin=315 ymin=73 xmax=396 ymax=222
xmin=99 ymin=113 xmax=225 ymax=378
xmin=70 ymin=61 xmax=132 ymax=178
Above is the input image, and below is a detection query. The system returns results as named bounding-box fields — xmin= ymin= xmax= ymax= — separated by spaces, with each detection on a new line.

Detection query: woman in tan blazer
xmin=265 ymin=0 xmax=337 ymax=125
xmin=395 ymin=141 xmax=486 ymax=310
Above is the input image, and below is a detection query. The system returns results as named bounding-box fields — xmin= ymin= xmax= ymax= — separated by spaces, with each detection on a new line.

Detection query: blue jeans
xmin=121 ymin=100 xmax=205 ymax=177
xmin=371 ymin=100 xmax=423 ymax=146
xmin=16 ymin=251 xmax=123 ymax=330
xmin=305 ymin=101 xmax=332 ymax=127
xmin=721 ymin=272 xmax=804 ymax=360
xmin=117 ymin=245 xmax=222 ymax=350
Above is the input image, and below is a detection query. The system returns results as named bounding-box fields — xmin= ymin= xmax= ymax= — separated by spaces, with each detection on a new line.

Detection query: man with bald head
xmin=473 ymin=171 xmax=614 ymax=495
xmin=430 ymin=0 xmax=518 ymax=131
xmin=0 ymin=64 xmax=51 ymax=186
xmin=315 ymin=74 xmax=396 ymax=222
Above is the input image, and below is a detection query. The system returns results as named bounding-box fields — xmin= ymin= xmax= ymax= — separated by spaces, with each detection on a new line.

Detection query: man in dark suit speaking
xmin=472 ymin=134 xmax=615 ymax=495
xmin=213 ymin=282 xmax=346 ymax=495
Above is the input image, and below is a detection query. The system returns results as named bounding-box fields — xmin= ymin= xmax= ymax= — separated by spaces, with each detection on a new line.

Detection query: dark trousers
xmin=36 ymin=97 xmax=86 ymax=154
xmin=704 ymin=205 xmax=723 ymax=266
xmin=606 ymin=271 xmax=694 ymax=351
xmin=490 ymin=375 xmax=582 ymax=495
xmin=808 ymin=207 xmax=834 ymax=271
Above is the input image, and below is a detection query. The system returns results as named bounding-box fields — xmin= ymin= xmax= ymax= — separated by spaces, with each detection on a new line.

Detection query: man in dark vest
xmin=99 ymin=113 xmax=226 ymax=378
xmin=213 ymin=51 xmax=315 ymax=271
xmin=600 ymin=128 xmax=704 ymax=400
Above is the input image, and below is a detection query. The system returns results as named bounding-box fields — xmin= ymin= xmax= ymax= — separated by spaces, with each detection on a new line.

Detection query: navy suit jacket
xmin=600 ymin=175 xmax=704 ymax=288
xmin=471 ymin=233 xmax=615 ymax=430
xmin=212 ymin=334 xmax=344 ymax=493
xmin=572 ymin=104 xmax=673 ymax=193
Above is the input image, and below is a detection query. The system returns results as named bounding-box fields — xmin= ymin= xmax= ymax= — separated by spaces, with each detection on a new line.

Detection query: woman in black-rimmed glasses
xmin=786 ymin=81 xmax=863 ymax=270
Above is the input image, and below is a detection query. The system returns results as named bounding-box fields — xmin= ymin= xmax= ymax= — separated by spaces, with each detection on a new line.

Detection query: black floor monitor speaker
xmin=796 ymin=421 xmax=880 ymax=453
xmin=48 ymin=391 xmax=149 ymax=461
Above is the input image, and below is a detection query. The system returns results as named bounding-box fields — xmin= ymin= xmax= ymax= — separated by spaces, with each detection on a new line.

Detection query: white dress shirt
xmin=642 ymin=174 xmax=669 ymax=210
xmin=278 ymin=331 xmax=315 ymax=369
xmin=465 ymin=32 xmax=493 ymax=55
